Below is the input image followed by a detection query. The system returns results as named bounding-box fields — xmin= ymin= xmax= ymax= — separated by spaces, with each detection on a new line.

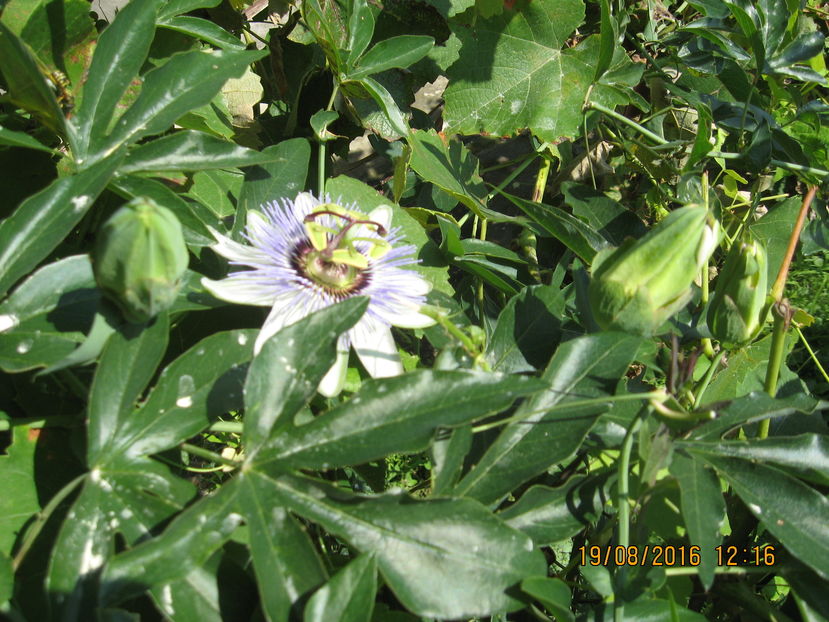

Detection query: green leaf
xmin=408 ymin=129 xmax=490 ymax=219
xmin=494 ymin=188 xmax=608 ymax=262
xmin=112 ymin=329 xmax=256 ymax=460
xmin=689 ymin=391 xmax=822 ymax=441
xmin=443 ymin=0 xmax=593 ymax=142
xmin=668 ymin=453 xmax=724 ymax=590
xmin=561 ymin=182 xmax=647 ymax=246
xmin=244 ymin=297 xmax=368 ymax=454
xmin=158 ymin=0 xmax=222 ymax=20
xmin=119 ymin=130 xmax=285 ymax=174
xmin=239 ymin=472 xmax=328 ymax=622
xmin=100 ymin=481 xmax=241 ymax=605
xmin=594 ymin=0 xmax=616 ymax=82
xmin=354 ymin=76 xmax=409 ymax=138
xmin=1 ymin=0 xmax=94 ymax=74
xmin=46 ymin=482 xmax=113 ymax=618
xmin=0 ymin=427 xmax=46 ymax=556
xmin=520 ymin=577 xmax=574 ymax=622
xmin=87 ymin=315 xmax=170 ymax=466
xmin=750 ymin=196 xmax=801 ymax=282
xmin=158 ymin=15 xmax=245 ymax=50
xmin=258 ymin=370 xmax=544 ymax=472
xmin=689 ymin=453 xmax=829 ymax=580
xmin=498 ymin=474 xmax=610 ymax=545
xmin=0 ymin=255 xmax=99 ymax=372
xmin=304 ymin=554 xmax=377 ymax=622
xmin=346 ymin=0 xmax=375 ymax=63
xmin=431 ymin=426 xmax=473 ymax=496
xmin=453 ymin=333 xmax=642 ymax=504
xmin=487 ymin=283 xmax=565 ymax=373
xmin=0 ymin=151 xmax=124 ymax=298
xmin=679 ymin=434 xmax=829 ymax=487
xmin=234 ymin=138 xmax=311 ymax=239
xmin=71 ymin=0 xmax=161 ymax=160
xmin=265 ymin=473 xmax=547 ymax=619
xmin=98 ymin=48 xmax=266 ymax=159
xmin=0 ymin=125 xmax=54 ymax=153
xmin=0 ymin=19 xmax=66 ymax=135
xmin=348 ymin=36 xmax=434 ymax=80
xmin=0 ymin=551 xmax=11 ymax=604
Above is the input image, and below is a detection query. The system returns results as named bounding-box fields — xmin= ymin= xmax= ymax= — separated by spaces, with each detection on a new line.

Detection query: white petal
xmin=208 ymin=227 xmax=271 ymax=264
xmin=351 ymin=321 xmax=403 ymax=378
xmin=395 ymin=269 xmax=432 ymax=296
xmin=254 ymin=296 xmax=304 ymax=354
xmin=202 ymin=277 xmax=275 ymax=306
xmin=368 ymin=205 xmax=393 ymax=231
xmin=245 ymin=210 xmax=271 ymax=246
xmin=293 ymin=192 xmax=318 ymax=216
xmin=318 ymin=346 xmax=349 ymax=397
xmin=389 ymin=307 xmax=436 ymax=329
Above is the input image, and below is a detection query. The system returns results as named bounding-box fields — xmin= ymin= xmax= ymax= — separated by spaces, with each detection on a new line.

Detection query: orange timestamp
xmin=578 ymin=545 xmax=702 ymax=566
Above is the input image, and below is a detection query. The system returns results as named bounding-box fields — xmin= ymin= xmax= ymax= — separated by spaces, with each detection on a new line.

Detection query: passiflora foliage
xmin=1 ymin=0 xmax=828 ymax=620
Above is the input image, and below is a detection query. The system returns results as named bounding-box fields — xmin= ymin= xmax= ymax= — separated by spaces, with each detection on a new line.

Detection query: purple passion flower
xmin=202 ymin=192 xmax=434 ymax=396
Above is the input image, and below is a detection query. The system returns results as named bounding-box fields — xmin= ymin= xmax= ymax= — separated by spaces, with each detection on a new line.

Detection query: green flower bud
xmin=589 ymin=205 xmax=720 ymax=335
xmin=94 ymin=197 xmax=188 ymax=323
xmin=707 ymin=235 xmax=769 ymax=346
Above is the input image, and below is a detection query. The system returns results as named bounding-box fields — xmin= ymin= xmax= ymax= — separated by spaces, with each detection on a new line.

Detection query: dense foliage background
xmin=1 ymin=0 xmax=829 ymax=620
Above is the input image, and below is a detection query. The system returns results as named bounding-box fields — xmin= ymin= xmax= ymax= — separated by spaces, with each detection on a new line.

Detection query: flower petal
xmin=253 ymin=295 xmax=306 ymax=354
xmin=351 ymin=320 xmax=403 ymax=378
xmin=388 ymin=306 xmax=436 ymax=329
xmin=368 ymin=205 xmax=393 ymax=231
xmin=202 ymin=276 xmax=275 ymax=306
xmin=293 ymin=192 xmax=319 ymax=216
xmin=208 ymin=227 xmax=272 ymax=264
xmin=318 ymin=344 xmax=349 ymax=397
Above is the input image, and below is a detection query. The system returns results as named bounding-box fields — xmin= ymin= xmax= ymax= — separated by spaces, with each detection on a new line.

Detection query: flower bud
xmin=707 ymin=235 xmax=769 ymax=346
xmin=589 ymin=205 xmax=720 ymax=335
xmin=94 ymin=197 xmax=188 ymax=323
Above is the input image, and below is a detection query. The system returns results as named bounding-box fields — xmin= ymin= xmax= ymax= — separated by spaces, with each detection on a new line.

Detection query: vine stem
xmin=13 ymin=473 xmax=86 ymax=570
xmin=693 ymin=349 xmax=726 ymax=409
xmin=760 ymin=186 xmax=818 ymax=438
xmin=317 ymin=84 xmax=340 ymax=195
xmin=180 ymin=442 xmax=240 ymax=468
xmin=585 ymin=102 xmax=829 ymax=179
xmin=614 ymin=410 xmax=644 ymax=622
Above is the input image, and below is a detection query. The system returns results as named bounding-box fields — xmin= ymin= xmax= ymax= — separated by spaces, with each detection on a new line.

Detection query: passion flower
xmin=202 ymin=192 xmax=434 ymax=396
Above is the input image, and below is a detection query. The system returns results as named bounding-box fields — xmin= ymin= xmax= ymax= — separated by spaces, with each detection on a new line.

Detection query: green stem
xmin=13 ymin=473 xmax=86 ymax=570
xmin=795 ymin=324 xmax=829 ymax=385
xmin=760 ymin=307 xmax=789 ymax=439
xmin=587 ymin=101 xmax=669 ymax=145
xmin=317 ymin=84 xmax=340 ymax=195
xmin=0 ymin=416 xmax=245 ymax=435
xmin=485 ymin=153 xmax=538 ymax=201
xmin=471 ymin=391 xmax=665 ymax=434
xmin=180 ymin=442 xmax=240 ymax=468
xmin=586 ymin=103 xmax=829 ymax=179
xmin=693 ymin=349 xmax=726 ymax=409
xmin=615 ymin=411 xmax=643 ymax=622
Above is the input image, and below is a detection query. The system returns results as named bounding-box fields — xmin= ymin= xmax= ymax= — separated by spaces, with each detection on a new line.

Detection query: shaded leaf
xmin=668 ymin=453 xmax=724 ymax=589
xmin=266 ymin=473 xmax=546 ymax=619
xmin=0 ymin=152 xmax=124 ymax=298
xmin=303 ymin=554 xmax=377 ymax=622
xmin=690 ymin=453 xmax=829 ymax=580
xmin=454 ymin=333 xmax=642 ymax=504
xmin=443 ymin=0 xmax=592 ymax=142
